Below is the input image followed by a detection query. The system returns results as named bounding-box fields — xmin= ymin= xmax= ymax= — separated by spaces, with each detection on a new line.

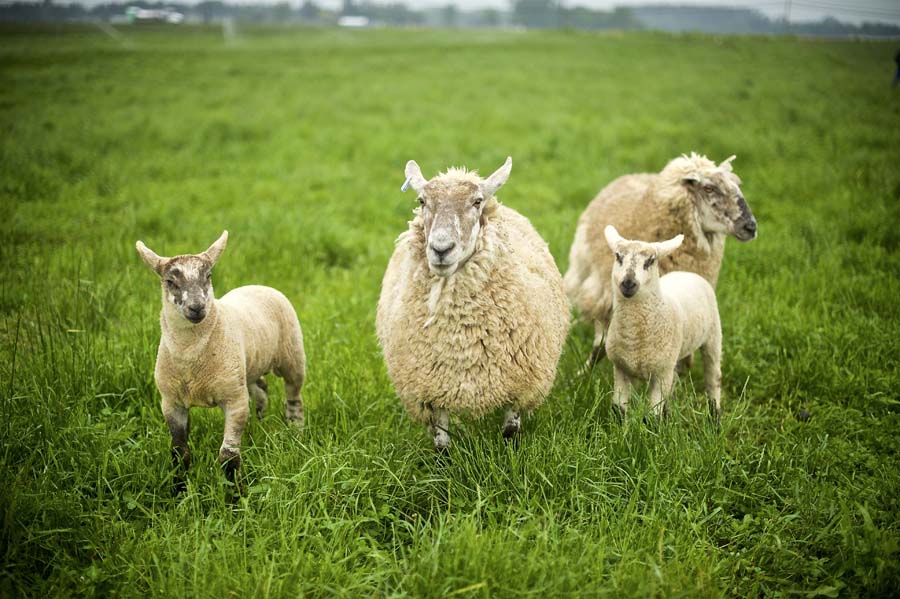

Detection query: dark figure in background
xmin=894 ymin=50 xmax=900 ymax=87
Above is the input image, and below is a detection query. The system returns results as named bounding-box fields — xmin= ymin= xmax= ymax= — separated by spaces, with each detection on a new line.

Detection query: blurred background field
xmin=1 ymin=23 xmax=899 ymax=597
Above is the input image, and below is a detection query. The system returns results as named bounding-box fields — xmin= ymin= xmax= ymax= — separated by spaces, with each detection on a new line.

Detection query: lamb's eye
xmin=473 ymin=197 xmax=483 ymax=208
xmin=417 ymin=197 xmax=425 ymax=206
xmin=644 ymin=256 xmax=655 ymax=270
xmin=615 ymin=252 xmax=623 ymax=265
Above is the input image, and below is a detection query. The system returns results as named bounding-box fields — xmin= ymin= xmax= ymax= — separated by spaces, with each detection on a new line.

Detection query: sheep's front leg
xmin=649 ymin=370 xmax=675 ymax=419
xmin=219 ymin=397 xmax=249 ymax=498
xmin=428 ymin=408 xmax=450 ymax=452
xmin=581 ymin=321 xmax=607 ymax=374
xmin=163 ymin=401 xmax=190 ymax=496
xmin=612 ymin=365 xmax=631 ymax=419
xmin=502 ymin=408 xmax=521 ymax=439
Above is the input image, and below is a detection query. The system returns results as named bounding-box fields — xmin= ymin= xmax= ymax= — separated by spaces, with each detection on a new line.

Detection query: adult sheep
xmin=376 ymin=157 xmax=570 ymax=450
xmin=564 ymin=152 xmax=757 ymax=368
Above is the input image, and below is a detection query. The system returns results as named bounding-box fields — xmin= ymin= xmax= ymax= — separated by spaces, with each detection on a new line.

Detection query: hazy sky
xmin=72 ymin=1 xmax=900 ymax=26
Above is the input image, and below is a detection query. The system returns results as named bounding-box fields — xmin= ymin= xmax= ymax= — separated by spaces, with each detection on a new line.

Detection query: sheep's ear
xmin=481 ymin=156 xmax=512 ymax=199
xmin=202 ymin=230 xmax=228 ymax=266
xmin=404 ymin=160 xmax=428 ymax=195
xmin=136 ymin=241 xmax=166 ymax=275
xmin=682 ymin=174 xmax=700 ymax=188
xmin=654 ymin=234 xmax=684 ymax=258
xmin=719 ymin=155 xmax=737 ymax=172
xmin=604 ymin=225 xmax=624 ymax=251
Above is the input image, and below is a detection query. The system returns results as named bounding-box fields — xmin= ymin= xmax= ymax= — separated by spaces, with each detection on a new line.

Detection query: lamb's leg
xmin=279 ymin=342 xmax=306 ymax=430
xmin=502 ymin=408 xmax=521 ymax=439
xmin=649 ymin=370 xmax=676 ymax=419
xmin=284 ymin=380 xmax=304 ymax=430
xmin=676 ymin=353 xmax=694 ymax=375
xmin=701 ymin=337 xmax=723 ymax=423
xmin=163 ymin=401 xmax=190 ymax=496
xmin=249 ymin=377 xmax=268 ymax=420
xmin=428 ymin=408 xmax=450 ymax=452
xmin=612 ymin=366 xmax=631 ymax=419
xmin=219 ymin=398 xmax=249 ymax=501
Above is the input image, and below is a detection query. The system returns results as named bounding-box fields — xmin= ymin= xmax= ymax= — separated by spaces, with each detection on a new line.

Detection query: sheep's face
xmin=136 ymin=231 xmax=228 ymax=325
xmin=684 ymin=167 xmax=757 ymax=242
xmin=404 ymin=157 xmax=512 ymax=277
xmin=605 ymin=226 xmax=683 ymax=300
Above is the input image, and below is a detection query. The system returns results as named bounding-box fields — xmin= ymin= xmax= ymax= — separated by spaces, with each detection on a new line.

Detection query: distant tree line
xmin=1 ymin=0 xmax=898 ymax=37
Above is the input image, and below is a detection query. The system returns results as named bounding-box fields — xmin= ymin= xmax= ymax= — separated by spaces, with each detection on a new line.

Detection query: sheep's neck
xmin=160 ymin=298 xmax=220 ymax=363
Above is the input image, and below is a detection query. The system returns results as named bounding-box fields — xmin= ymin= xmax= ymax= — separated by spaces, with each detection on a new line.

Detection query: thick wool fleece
xmin=376 ymin=199 xmax=569 ymax=423
xmin=155 ymin=285 xmax=305 ymax=408
xmin=565 ymin=154 xmax=730 ymax=329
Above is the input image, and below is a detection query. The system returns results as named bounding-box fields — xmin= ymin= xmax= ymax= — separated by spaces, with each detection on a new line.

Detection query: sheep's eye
xmin=165 ymin=279 xmax=177 ymax=288
xmin=206 ymin=272 xmax=212 ymax=281
xmin=417 ymin=197 xmax=425 ymax=206
xmin=473 ymin=197 xmax=483 ymax=208
xmin=703 ymin=185 xmax=717 ymax=194
xmin=615 ymin=252 xmax=623 ymax=265
xmin=644 ymin=256 xmax=655 ymax=270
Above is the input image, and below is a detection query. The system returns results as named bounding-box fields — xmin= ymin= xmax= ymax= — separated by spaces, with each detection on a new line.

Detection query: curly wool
xmin=564 ymin=153 xmax=734 ymax=328
xmin=376 ymin=190 xmax=569 ymax=423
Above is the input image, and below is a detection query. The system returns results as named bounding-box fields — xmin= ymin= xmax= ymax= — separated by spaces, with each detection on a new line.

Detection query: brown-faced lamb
xmin=564 ymin=152 xmax=756 ymax=369
xmin=136 ymin=231 xmax=305 ymax=495
xmin=603 ymin=226 xmax=722 ymax=421
xmin=376 ymin=157 xmax=570 ymax=450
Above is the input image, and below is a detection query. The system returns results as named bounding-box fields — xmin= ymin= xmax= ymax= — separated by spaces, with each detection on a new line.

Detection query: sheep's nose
xmin=743 ymin=219 xmax=758 ymax=235
xmin=430 ymin=241 xmax=456 ymax=260
xmin=620 ymin=279 xmax=638 ymax=298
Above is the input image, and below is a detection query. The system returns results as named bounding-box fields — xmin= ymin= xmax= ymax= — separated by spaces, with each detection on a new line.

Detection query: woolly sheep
xmin=564 ymin=153 xmax=756 ymax=369
xmin=376 ymin=157 xmax=570 ymax=450
xmin=136 ymin=231 xmax=306 ymax=495
xmin=603 ymin=225 xmax=722 ymax=420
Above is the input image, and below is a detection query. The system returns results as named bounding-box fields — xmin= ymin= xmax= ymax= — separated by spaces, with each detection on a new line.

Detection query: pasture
xmin=1 ymin=23 xmax=899 ymax=597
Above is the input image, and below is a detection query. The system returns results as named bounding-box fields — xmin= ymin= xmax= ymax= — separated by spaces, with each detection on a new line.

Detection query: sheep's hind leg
xmin=219 ymin=397 xmax=249 ymax=502
xmin=701 ymin=337 xmax=722 ymax=424
xmin=502 ymin=408 xmax=521 ymax=440
xmin=428 ymin=408 xmax=450 ymax=452
xmin=163 ymin=401 xmax=190 ymax=496
xmin=249 ymin=377 xmax=268 ymax=420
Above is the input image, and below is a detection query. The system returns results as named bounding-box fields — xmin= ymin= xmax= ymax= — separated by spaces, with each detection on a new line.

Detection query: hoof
xmin=173 ymin=479 xmax=187 ymax=497
xmin=502 ymin=420 xmax=521 ymax=440
xmin=797 ymin=408 xmax=811 ymax=422
xmin=611 ymin=404 xmax=626 ymax=421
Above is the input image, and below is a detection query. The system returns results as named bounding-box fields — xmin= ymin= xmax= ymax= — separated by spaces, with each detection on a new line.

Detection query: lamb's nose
xmin=430 ymin=241 xmax=456 ymax=259
xmin=620 ymin=279 xmax=637 ymax=297
xmin=188 ymin=304 xmax=204 ymax=315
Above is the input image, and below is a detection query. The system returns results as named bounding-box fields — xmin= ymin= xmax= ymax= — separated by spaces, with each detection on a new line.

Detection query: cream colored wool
xmin=565 ymin=153 xmax=750 ymax=333
xmin=603 ymin=226 xmax=722 ymax=418
xmin=376 ymin=169 xmax=570 ymax=424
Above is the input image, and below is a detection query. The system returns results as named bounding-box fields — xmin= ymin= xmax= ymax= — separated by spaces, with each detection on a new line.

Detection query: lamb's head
xmin=136 ymin=231 xmax=228 ymax=324
xmin=675 ymin=153 xmax=757 ymax=242
xmin=404 ymin=156 xmax=512 ymax=277
xmin=604 ymin=225 xmax=683 ymax=300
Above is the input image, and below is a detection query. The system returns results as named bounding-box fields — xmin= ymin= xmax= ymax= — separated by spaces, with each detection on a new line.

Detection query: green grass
xmin=2 ymin=23 xmax=899 ymax=597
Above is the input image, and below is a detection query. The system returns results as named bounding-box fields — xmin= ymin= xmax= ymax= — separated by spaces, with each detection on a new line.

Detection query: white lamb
xmin=603 ymin=225 xmax=722 ymax=421
xmin=376 ymin=157 xmax=570 ymax=450
xmin=136 ymin=231 xmax=306 ymax=496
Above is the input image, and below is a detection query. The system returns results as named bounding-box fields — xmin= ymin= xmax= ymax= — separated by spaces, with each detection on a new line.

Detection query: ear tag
xmin=401 ymin=177 xmax=411 ymax=192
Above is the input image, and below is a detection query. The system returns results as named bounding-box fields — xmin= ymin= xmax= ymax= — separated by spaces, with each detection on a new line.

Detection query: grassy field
xmin=2 ymin=23 xmax=899 ymax=597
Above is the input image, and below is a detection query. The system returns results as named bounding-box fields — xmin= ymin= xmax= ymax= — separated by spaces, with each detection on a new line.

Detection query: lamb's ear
xmin=202 ymin=230 xmax=228 ymax=266
xmin=404 ymin=160 xmax=427 ymax=195
xmin=604 ymin=225 xmax=625 ymax=251
xmin=654 ymin=234 xmax=684 ymax=258
xmin=136 ymin=241 xmax=166 ymax=275
xmin=481 ymin=156 xmax=512 ymax=199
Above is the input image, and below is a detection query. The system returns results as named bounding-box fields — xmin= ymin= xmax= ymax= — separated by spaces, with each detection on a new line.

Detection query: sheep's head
xmin=679 ymin=154 xmax=757 ymax=242
xmin=136 ymin=231 xmax=228 ymax=325
xmin=403 ymin=156 xmax=512 ymax=277
xmin=604 ymin=225 xmax=683 ymax=299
